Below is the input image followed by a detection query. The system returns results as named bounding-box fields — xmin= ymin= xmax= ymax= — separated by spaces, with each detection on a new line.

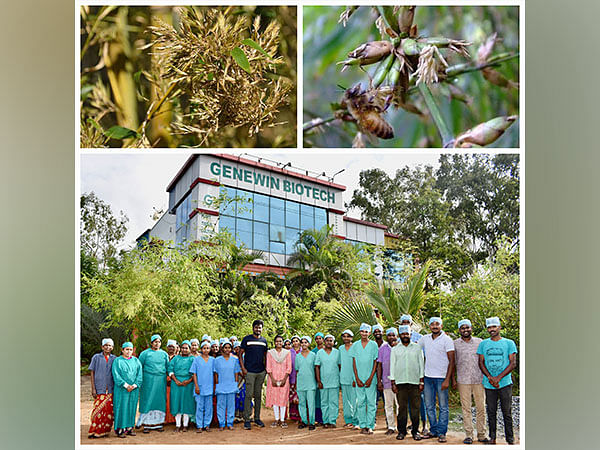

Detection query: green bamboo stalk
xmin=418 ymin=83 xmax=454 ymax=147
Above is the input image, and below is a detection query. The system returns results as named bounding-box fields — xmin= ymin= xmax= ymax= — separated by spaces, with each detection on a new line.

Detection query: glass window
xmin=253 ymin=222 xmax=269 ymax=252
xmin=285 ymin=227 xmax=300 ymax=255
xmin=314 ymin=207 xmax=327 ymax=231
xmin=300 ymin=204 xmax=314 ymax=230
xmin=254 ymin=193 xmax=269 ymax=223
xmin=270 ymin=224 xmax=285 ymax=243
xmin=270 ymin=241 xmax=285 ymax=254
xmin=220 ymin=187 xmax=237 ymax=216
xmin=270 ymin=197 xmax=285 ymax=226
xmin=285 ymin=200 xmax=300 ymax=228
xmin=236 ymin=218 xmax=253 ymax=248
xmin=219 ymin=215 xmax=235 ymax=235
xmin=236 ymin=191 xmax=253 ymax=220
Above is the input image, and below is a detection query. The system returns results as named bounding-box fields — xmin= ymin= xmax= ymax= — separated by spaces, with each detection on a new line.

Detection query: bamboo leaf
xmin=230 ymin=47 xmax=251 ymax=73
xmin=241 ymin=38 xmax=270 ymax=58
xmin=87 ymin=118 xmax=104 ymax=133
xmin=104 ymin=126 xmax=139 ymax=140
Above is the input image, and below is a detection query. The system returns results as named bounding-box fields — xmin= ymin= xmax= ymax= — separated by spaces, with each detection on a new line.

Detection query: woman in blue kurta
xmin=214 ymin=339 xmax=241 ymax=429
xmin=295 ymin=336 xmax=317 ymax=430
xmin=136 ymin=334 xmax=169 ymax=432
xmin=351 ymin=323 xmax=379 ymax=434
xmin=168 ymin=340 xmax=196 ymax=432
xmin=190 ymin=340 xmax=215 ymax=432
xmin=111 ymin=342 xmax=143 ymax=438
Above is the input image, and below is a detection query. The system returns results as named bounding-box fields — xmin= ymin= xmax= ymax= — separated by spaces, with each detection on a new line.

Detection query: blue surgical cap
xmin=341 ymin=329 xmax=354 ymax=337
xmin=167 ymin=339 xmax=177 ymax=347
xmin=372 ymin=324 xmax=383 ymax=332
xmin=400 ymin=314 xmax=412 ymax=323
xmin=201 ymin=334 xmax=210 ymax=342
xmin=102 ymin=338 xmax=114 ymax=346
xmin=398 ymin=325 xmax=411 ymax=335
xmin=190 ymin=338 xmax=200 ymax=345
xmin=301 ymin=335 xmax=312 ymax=345
xmin=201 ymin=341 xmax=211 ymax=349
xmin=151 ymin=334 xmax=161 ymax=342
xmin=458 ymin=319 xmax=472 ymax=329
xmin=386 ymin=327 xmax=397 ymax=336
xmin=315 ymin=332 xmax=324 ymax=338
xmin=221 ymin=338 xmax=232 ymax=347
xmin=181 ymin=340 xmax=191 ymax=347
xmin=233 ymin=341 xmax=241 ymax=348
xmin=429 ymin=317 xmax=442 ymax=325
xmin=211 ymin=340 xmax=218 ymax=346
xmin=324 ymin=334 xmax=334 ymax=340
xmin=122 ymin=342 xmax=133 ymax=349
xmin=486 ymin=317 xmax=501 ymax=327
xmin=359 ymin=323 xmax=372 ymax=332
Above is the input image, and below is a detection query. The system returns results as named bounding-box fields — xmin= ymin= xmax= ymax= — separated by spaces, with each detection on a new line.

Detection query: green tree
xmin=84 ymin=240 xmax=224 ymax=346
xmin=435 ymin=154 xmax=520 ymax=261
xmin=287 ymin=226 xmax=376 ymax=302
xmin=80 ymin=192 xmax=128 ymax=272
xmin=350 ymin=165 xmax=472 ymax=286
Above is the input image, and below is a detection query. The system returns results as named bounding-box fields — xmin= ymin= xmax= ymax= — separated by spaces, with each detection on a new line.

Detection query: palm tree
xmin=330 ymin=261 xmax=430 ymax=335
xmin=286 ymin=226 xmax=357 ymax=303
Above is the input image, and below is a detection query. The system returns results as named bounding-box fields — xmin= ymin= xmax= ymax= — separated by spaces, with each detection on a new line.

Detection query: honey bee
xmin=340 ymin=84 xmax=394 ymax=139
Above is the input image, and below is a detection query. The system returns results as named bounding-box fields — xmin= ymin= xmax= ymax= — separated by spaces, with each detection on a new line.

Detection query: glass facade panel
xmin=220 ymin=187 xmax=237 ymax=216
xmin=270 ymin=197 xmax=285 ymax=226
xmin=237 ymin=191 xmax=253 ymax=220
xmin=254 ymin=222 xmax=269 ymax=252
xmin=315 ymin=208 xmax=327 ymax=231
xmin=285 ymin=200 xmax=300 ymax=228
xmin=254 ymin=193 xmax=269 ymax=223
xmin=300 ymin=204 xmax=314 ymax=230
xmin=218 ymin=186 xmax=327 ymax=260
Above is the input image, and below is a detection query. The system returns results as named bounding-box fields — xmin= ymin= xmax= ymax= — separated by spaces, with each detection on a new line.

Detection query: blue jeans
xmin=423 ymin=377 xmax=449 ymax=436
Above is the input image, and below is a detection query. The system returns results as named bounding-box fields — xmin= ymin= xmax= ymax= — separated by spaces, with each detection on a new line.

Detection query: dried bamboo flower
xmin=477 ymin=32 xmax=498 ymax=63
xmin=414 ymin=45 xmax=448 ymax=85
xmin=146 ymin=8 xmax=291 ymax=145
xmin=352 ymin=131 xmax=366 ymax=148
xmin=338 ymin=6 xmax=358 ymax=27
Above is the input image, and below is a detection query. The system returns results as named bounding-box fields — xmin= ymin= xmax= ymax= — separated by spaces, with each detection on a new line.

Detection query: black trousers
xmin=395 ymin=383 xmax=421 ymax=435
xmin=485 ymin=385 xmax=514 ymax=443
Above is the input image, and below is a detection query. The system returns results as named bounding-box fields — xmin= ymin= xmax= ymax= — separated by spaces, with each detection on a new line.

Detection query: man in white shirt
xmin=419 ymin=317 xmax=455 ymax=443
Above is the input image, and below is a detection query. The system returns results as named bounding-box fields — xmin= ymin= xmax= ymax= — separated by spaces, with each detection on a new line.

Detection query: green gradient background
xmin=1 ymin=1 xmax=599 ymax=449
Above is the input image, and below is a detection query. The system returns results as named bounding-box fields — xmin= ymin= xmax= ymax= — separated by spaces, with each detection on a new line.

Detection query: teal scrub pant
xmin=320 ymin=387 xmax=340 ymax=425
xmin=297 ymin=389 xmax=316 ymax=425
xmin=341 ymin=384 xmax=357 ymax=426
xmin=355 ymin=384 xmax=377 ymax=429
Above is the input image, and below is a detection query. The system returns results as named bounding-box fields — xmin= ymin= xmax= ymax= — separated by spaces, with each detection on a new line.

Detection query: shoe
xmin=281 ymin=422 xmax=288 ymax=428
xmin=413 ymin=433 xmax=422 ymax=441
xmin=507 ymin=440 xmax=515 ymax=445
xmin=227 ymin=426 xmax=234 ymax=430
xmin=367 ymin=428 xmax=374 ymax=435
xmin=360 ymin=428 xmax=369 ymax=435
xmin=118 ymin=434 xmax=127 ymax=439
xmin=271 ymin=421 xmax=279 ymax=428
xmin=244 ymin=421 xmax=251 ymax=430
xmin=308 ymin=424 xmax=316 ymax=430
xmin=182 ymin=426 xmax=188 ymax=432
xmin=396 ymin=433 xmax=405 ymax=440
xmin=219 ymin=427 xmax=225 ymax=431
xmin=463 ymin=437 xmax=473 ymax=444
xmin=142 ymin=428 xmax=150 ymax=434
xmin=157 ymin=427 xmax=164 ymax=432
xmin=175 ymin=427 xmax=181 ymax=433
xmin=196 ymin=427 xmax=203 ymax=433
xmin=255 ymin=419 xmax=265 ymax=428
xmin=204 ymin=427 xmax=211 ymax=432
xmin=478 ymin=438 xmax=491 ymax=443
xmin=485 ymin=440 xmax=496 ymax=445
xmin=421 ymin=431 xmax=436 ymax=439
xmin=298 ymin=422 xmax=306 ymax=429
xmin=438 ymin=435 xmax=447 ymax=443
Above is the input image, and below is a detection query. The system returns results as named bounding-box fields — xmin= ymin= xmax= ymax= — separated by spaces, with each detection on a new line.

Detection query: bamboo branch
xmin=418 ymin=83 xmax=454 ymax=147
xmin=303 ymin=116 xmax=337 ymax=132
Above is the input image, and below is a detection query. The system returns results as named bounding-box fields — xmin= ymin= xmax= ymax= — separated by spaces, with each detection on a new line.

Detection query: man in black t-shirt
xmin=239 ymin=319 xmax=268 ymax=430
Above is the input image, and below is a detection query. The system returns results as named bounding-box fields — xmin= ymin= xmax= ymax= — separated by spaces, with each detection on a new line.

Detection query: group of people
xmin=87 ymin=316 xmax=518 ymax=445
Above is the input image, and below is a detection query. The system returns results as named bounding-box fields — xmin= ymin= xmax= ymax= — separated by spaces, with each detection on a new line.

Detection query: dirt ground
xmin=80 ymin=375 xmax=518 ymax=445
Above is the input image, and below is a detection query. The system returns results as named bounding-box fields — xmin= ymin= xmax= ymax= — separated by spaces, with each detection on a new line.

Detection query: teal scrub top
xmin=338 ymin=344 xmax=355 ymax=385
xmin=295 ymin=351 xmax=317 ymax=391
xmin=315 ymin=348 xmax=340 ymax=388
xmin=350 ymin=340 xmax=378 ymax=382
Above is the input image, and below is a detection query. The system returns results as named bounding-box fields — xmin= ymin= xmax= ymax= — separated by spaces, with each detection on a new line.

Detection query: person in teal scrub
xmin=295 ymin=336 xmax=317 ymax=430
xmin=136 ymin=334 xmax=169 ymax=433
xmin=351 ymin=323 xmax=379 ymax=435
xmin=339 ymin=329 xmax=357 ymax=428
xmin=311 ymin=332 xmax=325 ymax=425
xmin=168 ymin=340 xmax=195 ymax=432
xmin=315 ymin=334 xmax=341 ymax=427
xmin=111 ymin=342 xmax=142 ymax=438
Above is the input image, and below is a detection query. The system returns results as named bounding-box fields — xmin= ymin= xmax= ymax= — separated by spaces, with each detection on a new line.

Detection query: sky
xmin=80 ymin=151 xmax=445 ymax=250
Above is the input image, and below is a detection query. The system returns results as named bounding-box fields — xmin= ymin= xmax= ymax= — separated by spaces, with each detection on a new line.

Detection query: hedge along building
xmin=138 ymin=154 xmax=401 ymax=277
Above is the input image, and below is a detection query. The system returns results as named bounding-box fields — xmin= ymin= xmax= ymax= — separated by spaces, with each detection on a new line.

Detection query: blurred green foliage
xmin=303 ymin=6 xmax=519 ymax=147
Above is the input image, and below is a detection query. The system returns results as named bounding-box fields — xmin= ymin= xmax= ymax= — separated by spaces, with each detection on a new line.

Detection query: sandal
xmin=438 ymin=435 xmax=447 ymax=443
xmin=413 ymin=433 xmax=422 ymax=441
xmin=281 ymin=422 xmax=288 ymax=428
xmin=142 ymin=428 xmax=150 ymax=434
xmin=463 ymin=437 xmax=473 ymax=444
